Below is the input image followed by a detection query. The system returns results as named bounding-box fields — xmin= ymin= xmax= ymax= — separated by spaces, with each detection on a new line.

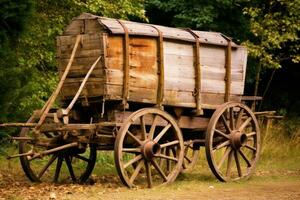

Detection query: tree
xmin=242 ymin=0 xmax=300 ymax=100
xmin=0 ymin=0 xmax=146 ymax=138
xmin=145 ymin=0 xmax=251 ymax=41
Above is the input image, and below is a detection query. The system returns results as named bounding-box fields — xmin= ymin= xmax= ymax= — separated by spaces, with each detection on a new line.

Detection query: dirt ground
xmin=0 ymin=168 xmax=299 ymax=200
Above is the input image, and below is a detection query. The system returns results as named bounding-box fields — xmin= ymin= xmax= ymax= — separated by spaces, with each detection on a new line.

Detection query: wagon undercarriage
xmin=0 ymin=13 xmax=262 ymax=188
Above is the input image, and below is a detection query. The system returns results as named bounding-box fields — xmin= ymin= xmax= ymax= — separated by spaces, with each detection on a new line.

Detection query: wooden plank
xmin=59 ymin=49 xmax=104 ymax=59
xmin=98 ymin=17 xmax=239 ymax=47
xmin=61 ymin=82 xmax=104 ymax=98
xmin=64 ymin=19 xmax=84 ymax=35
xmin=105 ymin=84 xmax=157 ymax=104
xmin=114 ymin=111 xmax=209 ymax=129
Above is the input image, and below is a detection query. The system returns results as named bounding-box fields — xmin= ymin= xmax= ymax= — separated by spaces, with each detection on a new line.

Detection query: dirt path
xmin=1 ymin=170 xmax=300 ymax=200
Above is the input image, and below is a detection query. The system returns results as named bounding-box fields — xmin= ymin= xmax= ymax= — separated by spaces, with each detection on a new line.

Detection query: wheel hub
xmin=230 ymin=131 xmax=247 ymax=149
xmin=142 ymin=140 xmax=161 ymax=161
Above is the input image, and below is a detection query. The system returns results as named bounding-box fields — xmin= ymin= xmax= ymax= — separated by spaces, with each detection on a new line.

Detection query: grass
xmin=258 ymin=119 xmax=300 ymax=172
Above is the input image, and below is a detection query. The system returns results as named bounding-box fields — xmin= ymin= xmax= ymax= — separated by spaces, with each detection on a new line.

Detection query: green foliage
xmin=76 ymin=0 xmax=146 ymax=20
xmin=0 ymin=0 xmax=146 ymax=138
xmin=146 ymin=0 xmax=251 ymax=41
xmin=243 ymin=0 xmax=300 ymax=69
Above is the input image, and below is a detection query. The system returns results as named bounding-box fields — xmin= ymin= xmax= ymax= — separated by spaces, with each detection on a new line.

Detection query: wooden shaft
xmin=224 ymin=38 xmax=232 ymax=102
xmin=65 ymin=56 xmax=102 ymax=113
xmin=151 ymin=25 xmax=165 ymax=108
xmin=36 ymin=35 xmax=82 ymax=129
xmin=28 ymin=142 xmax=78 ymax=161
xmin=7 ymin=151 xmax=34 ymax=159
xmin=0 ymin=123 xmax=37 ymax=127
xmin=117 ymin=20 xmax=130 ymax=107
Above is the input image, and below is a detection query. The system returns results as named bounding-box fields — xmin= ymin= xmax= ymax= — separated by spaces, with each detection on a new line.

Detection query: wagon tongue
xmin=0 ymin=122 xmax=37 ymax=128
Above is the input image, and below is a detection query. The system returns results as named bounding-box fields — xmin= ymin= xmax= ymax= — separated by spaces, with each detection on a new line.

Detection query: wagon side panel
xmin=163 ymin=40 xmax=246 ymax=108
xmin=104 ymin=35 xmax=158 ymax=104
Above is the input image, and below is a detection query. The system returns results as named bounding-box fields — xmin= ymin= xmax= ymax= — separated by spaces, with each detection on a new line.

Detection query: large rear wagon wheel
xmin=19 ymin=115 xmax=97 ymax=183
xmin=114 ymin=108 xmax=184 ymax=188
xmin=205 ymin=102 xmax=260 ymax=182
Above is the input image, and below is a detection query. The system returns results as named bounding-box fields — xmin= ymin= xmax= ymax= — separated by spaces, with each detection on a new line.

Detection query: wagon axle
xmin=142 ymin=140 xmax=161 ymax=161
xmin=230 ymin=131 xmax=248 ymax=150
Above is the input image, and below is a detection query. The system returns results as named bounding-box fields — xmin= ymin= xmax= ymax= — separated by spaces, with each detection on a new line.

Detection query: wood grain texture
xmin=56 ymin=14 xmax=248 ymax=108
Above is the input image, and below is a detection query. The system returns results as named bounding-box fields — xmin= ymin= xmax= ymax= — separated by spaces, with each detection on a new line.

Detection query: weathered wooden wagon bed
xmin=58 ymin=13 xmax=247 ymax=110
xmin=1 ymin=13 xmax=261 ymax=188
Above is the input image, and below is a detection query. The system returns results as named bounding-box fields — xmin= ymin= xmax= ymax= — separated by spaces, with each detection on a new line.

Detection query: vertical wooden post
xmin=224 ymin=36 xmax=232 ymax=102
xmin=117 ymin=20 xmax=130 ymax=108
xmin=186 ymin=29 xmax=202 ymax=115
xmin=151 ymin=25 xmax=164 ymax=109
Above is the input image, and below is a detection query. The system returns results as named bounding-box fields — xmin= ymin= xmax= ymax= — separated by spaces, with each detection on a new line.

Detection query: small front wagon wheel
xmin=114 ymin=108 xmax=184 ymax=188
xmin=205 ymin=102 xmax=261 ymax=182
xmin=19 ymin=115 xmax=97 ymax=183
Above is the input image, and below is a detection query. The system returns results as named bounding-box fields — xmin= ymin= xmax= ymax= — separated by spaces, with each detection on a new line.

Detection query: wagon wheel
xmin=181 ymin=140 xmax=200 ymax=172
xmin=114 ymin=108 xmax=184 ymax=188
xmin=19 ymin=114 xmax=97 ymax=183
xmin=205 ymin=102 xmax=260 ymax=181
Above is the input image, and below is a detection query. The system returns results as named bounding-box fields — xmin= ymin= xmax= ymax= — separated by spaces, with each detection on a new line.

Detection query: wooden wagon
xmin=1 ymin=13 xmax=261 ymax=188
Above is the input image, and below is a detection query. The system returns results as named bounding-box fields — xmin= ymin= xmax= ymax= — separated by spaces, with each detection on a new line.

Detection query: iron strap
xmin=151 ymin=25 xmax=165 ymax=108
xmin=117 ymin=20 xmax=130 ymax=107
xmin=185 ymin=28 xmax=202 ymax=115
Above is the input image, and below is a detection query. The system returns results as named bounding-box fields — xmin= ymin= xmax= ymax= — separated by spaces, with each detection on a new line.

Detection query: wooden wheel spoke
xmin=182 ymin=161 xmax=187 ymax=169
xmin=213 ymin=140 xmax=230 ymax=151
xmin=246 ymin=132 xmax=256 ymax=137
xmin=65 ymin=156 xmax=77 ymax=181
xmin=140 ymin=116 xmax=147 ymax=140
xmin=229 ymin=108 xmax=235 ymax=130
xmin=244 ymin=144 xmax=257 ymax=152
xmin=53 ymin=156 xmax=63 ymax=182
xmin=144 ymin=161 xmax=152 ymax=188
xmin=236 ymin=108 xmax=244 ymax=129
xmin=38 ymin=154 xmax=58 ymax=179
xmin=214 ymin=129 xmax=230 ymax=139
xmin=171 ymin=147 xmax=177 ymax=157
xmin=73 ymin=154 xmax=90 ymax=163
xmin=159 ymin=148 xmax=166 ymax=167
xmin=154 ymin=123 xmax=171 ymax=142
xmin=226 ymin=149 xmax=234 ymax=177
xmin=124 ymin=154 xmax=143 ymax=169
xmin=155 ymin=153 xmax=178 ymax=162
xmin=160 ymin=140 xmax=179 ymax=148
xmin=184 ymin=155 xmax=192 ymax=163
xmin=238 ymin=150 xmax=251 ymax=167
xmin=129 ymin=160 xmax=144 ymax=184
xmin=166 ymin=148 xmax=171 ymax=172
xmin=127 ymin=130 xmax=142 ymax=145
xmin=221 ymin=114 xmax=232 ymax=133
xmin=234 ymin=151 xmax=242 ymax=177
xmin=217 ymin=147 xmax=231 ymax=169
xmin=149 ymin=115 xmax=160 ymax=140
xmin=151 ymin=160 xmax=168 ymax=181
xmin=238 ymin=117 xmax=252 ymax=132
xmin=122 ymin=148 xmax=141 ymax=154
